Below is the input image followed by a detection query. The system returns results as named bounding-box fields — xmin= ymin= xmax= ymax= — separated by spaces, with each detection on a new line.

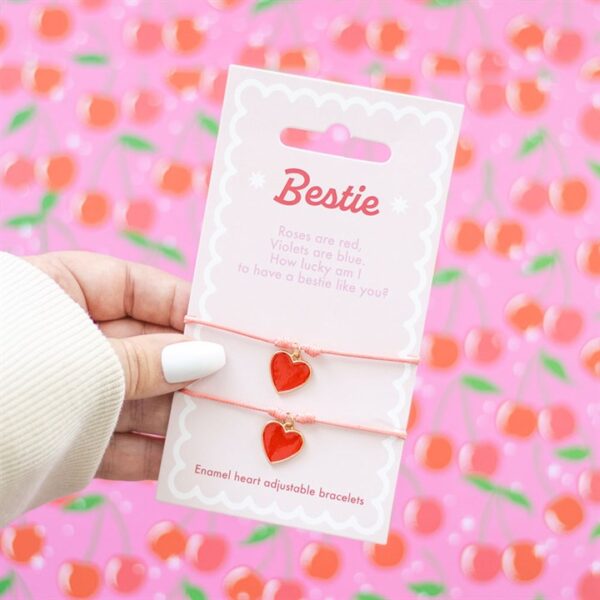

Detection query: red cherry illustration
xmin=464 ymin=328 xmax=502 ymax=364
xmin=505 ymin=294 xmax=543 ymax=332
xmin=580 ymin=105 xmax=600 ymax=142
xmin=1 ymin=153 xmax=35 ymax=188
xmin=364 ymin=531 xmax=405 ymax=567
xmin=35 ymin=153 xmax=76 ymax=190
xmin=578 ymin=469 xmax=600 ymax=503
xmin=262 ymin=579 xmax=305 ymax=600
xmin=466 ymin=49 xmax=505 ymax=79
xmin=58 ymin=560 xmax=102 ymax=598
xmin=549 ymin=178 xmax=588 ymax=214
xmin=147 ymin=521 xmax=187 ymax=561
xmin=185 ymin=533 xmax=228 ymax=571
xmin=543 ymin=305 xmax=583 ymax=343
xmin=453 ymin=137 xmax=474 ymax=170
xmin=330 ymin=17 xmax=365 ymax=52
xmin=501 ymin=541 xmax=544 ymax=582
xmin=78 ymin=94 xmax=119 ymax=128
xmin=496 ymin=401 xmax=537 ymax=438
xmin=458 ymin=441 xmax=499 ymax=476
xmin=422 ymin=53 xmax=462 ymax=77
xmin=580 ymin=338 xmax=600 ymax=378
xmin=0 ymin=64 xmax=21 ymax=93
xmin=365 ymin=20 xmax=407 ymax=56
xmin=224 ymin=566 xmax=264 ymax=600
xmin=162 ymin=17 xmax=205 ymax=54
xmin=506 ymin=79 xmax=547 ymax=115
xmin=123 ymin=19 xmax=162 ymax=53
xmin=422 ymin=333 xmax=459 ymax=369
xmin=544 ymin=494 xmax=584 ymax=533
xmin=74 ymin=191 xmax=111 ymax=226
xmin=578 ymin=569 xmax=600 ymax=600
xmin=466 ymin=81 xmax=505 ymax=113
xmin=123 ymin=199 xmax=155 ymax=232
xmin=537 ymin=404 xmax=575 ymax=441
xmin=510 ymin=177 xmax=548 ymax=213
xmin=105 ymin=555 xmax=147 ymax=593
xmin=404 ymin=497 xmax=443 ymax=534
xmin=444 ymin=218 xmax=483 ymax=254
xmin=123 ymin=89 xmax=162 ymax=124
xmin=577 ymin=241 xmax=600 ymax=277
xmin=33 ymin=5 xmax=71 ymax=41
xmin=154 ymin=159 xmax=193 ymax=196
xmin=0 ymin=524 xmax=45 ymax=563
xmin=506 ymin=16 xmax=544 ymax=55
xmin=543 ymin=28 xmax=583 ymax=63
xmin=300 ymin=542 xmax=340 ymax=579
xmin=22 ymin=62 xmax=63 ymax=96
xmin=484 ymin=218 xmax=524 ymax=257
xmin=461 ymin=543 xmax=501 ymax=582
xmin=238 ymin=44 xmax=271 ymax=68
xmin=415 ymin=433 xmax=453 ymax=470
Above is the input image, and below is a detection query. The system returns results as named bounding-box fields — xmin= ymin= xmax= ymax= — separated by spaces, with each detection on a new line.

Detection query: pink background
xmin=1 ymin=1 xmax=599 ymax=599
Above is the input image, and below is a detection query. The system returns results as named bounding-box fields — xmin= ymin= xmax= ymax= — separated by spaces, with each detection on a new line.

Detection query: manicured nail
xmin=161 ymin=341 xmax=226 ymax=383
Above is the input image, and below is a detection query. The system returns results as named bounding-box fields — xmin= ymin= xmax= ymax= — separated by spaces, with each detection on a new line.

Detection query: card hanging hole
xmin=280 ymin=124 xmax=391 ymax=163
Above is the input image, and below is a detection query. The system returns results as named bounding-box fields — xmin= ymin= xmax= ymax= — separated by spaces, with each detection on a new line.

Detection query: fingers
xmin=96 ymin=433 xmax=164 ymax=480
xmin=100 ymin=318 xmax=179 ymax=339
xmin=116 ymin=394 xmax=173 ymax=436
xmin=110 ymin=334 xmax=226 ymax=400
xmin=37 ymin=251 xmax=191 ymax=328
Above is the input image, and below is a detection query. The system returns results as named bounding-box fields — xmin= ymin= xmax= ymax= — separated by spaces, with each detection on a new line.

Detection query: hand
xmin=26 ymin=251 xmax=225 ymax=481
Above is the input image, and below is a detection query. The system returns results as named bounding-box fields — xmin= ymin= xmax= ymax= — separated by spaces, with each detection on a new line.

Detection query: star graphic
xmin=391 ymin=196 xmax=408 ymax=214
xmin=249 ymin=171 xmax=266 ymax=189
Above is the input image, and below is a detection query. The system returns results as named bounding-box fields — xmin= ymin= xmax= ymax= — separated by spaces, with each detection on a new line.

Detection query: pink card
xmin=157 ymin=65 xmax=463 ymax=543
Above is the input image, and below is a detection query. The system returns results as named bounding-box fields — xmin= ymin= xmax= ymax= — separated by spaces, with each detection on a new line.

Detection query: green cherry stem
xmin=105 ymin=498 xmax=132 ymax=554
xmin=432 ymin=378 xmax=459 ymax=432
xmin=461 ymin=385 xmax=477 ymax=441
xmin=515 ymin=353 xmax=537 ymax=403
xmin=83 ymin=504 xmax=106 ymax=562
xmin=463 ymin=273 xmax=489 ymax=328
xmin=532 ymin=440 xmax=555 ymax=496
xmin=422 ymin=549 xmax=446 ymax=588
xmin=445 ymin=1 xmax=465 ymax=55
xmin=399 ymin=464 xmax=424 ymax=495
xmin=556 ymin=252 xmax=572 ymax=303
xmin=482 ymin=161 xmax=504 ymax=217
xmin=536 ymin=356 xmax=551 ymax=407
xmin=279 ymin=528 xmax=294 ymax=579
xmin=494 ymin=496 xmax=514 ymax=543
xmin=477 ymin=495 xmax=495 ymax=544
xmin=442 ymin=278 xmax=462 ymax=332
xmin=14 ymin=570 xmax=33 ymax=600
xmin=545 ymin=131 xmax=570 ymax=177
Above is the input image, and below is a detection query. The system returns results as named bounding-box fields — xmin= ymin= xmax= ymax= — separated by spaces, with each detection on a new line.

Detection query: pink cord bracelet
xmin=184 ymin=316 xmax=420 ymax=365
xmin=181 ymin=387 xmax=407 ymax=464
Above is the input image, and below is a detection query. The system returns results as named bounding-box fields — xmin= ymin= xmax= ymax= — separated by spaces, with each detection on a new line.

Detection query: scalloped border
xmin=166 ymin=76 xmax=455 ymax=536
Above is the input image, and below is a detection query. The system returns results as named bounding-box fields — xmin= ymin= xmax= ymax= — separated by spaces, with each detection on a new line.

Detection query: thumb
xmin=110 ymin=334 xmax=226 ymax=400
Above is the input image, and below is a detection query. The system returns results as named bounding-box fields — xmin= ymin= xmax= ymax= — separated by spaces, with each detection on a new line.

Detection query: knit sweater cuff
xmin=0 ymin=252 xmax=125 ymax=526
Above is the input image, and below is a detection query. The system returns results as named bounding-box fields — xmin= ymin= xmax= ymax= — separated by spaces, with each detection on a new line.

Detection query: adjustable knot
xmin=301 ymin=345 xmax=322 ymax=357
xmin=274 ymin=338 xmax=295 ymax=351
xmin=294 ymin=414 xmax=316 ymax=424
xmin=268 ymin=408 xmax=288 ymax=421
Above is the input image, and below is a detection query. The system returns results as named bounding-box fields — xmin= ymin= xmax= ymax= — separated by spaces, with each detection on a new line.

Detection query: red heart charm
xmin=270 ymin=351 xmax=311 ymax=393
xmin=262 ymin=421 xmax=304 ymax=463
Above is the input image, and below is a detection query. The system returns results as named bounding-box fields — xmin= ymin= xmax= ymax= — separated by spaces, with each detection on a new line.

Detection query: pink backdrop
xmin=1 ymin=1 xmax=599 ymax=599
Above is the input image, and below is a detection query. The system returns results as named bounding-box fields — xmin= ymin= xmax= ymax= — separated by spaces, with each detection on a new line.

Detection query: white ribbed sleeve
xmin=0 ymin=252 xmax=125 ymax=526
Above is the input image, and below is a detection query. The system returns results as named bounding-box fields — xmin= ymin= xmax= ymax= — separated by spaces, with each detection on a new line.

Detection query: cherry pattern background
xmin=1 ymin=0 xmax=599 ymax=599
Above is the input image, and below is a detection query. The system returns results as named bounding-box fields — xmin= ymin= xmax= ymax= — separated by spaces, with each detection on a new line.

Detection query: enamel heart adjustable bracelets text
xmin=182 ymin=316 xmax=419 ymax=464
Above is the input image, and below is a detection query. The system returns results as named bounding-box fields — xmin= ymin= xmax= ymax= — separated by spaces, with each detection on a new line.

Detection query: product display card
xmin=157 ymin=65 xmax=463 ymax=542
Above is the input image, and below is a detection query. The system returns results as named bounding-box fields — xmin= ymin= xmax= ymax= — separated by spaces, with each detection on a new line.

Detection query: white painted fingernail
xmin=161 ymin=341 xmax=226 ymax=383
